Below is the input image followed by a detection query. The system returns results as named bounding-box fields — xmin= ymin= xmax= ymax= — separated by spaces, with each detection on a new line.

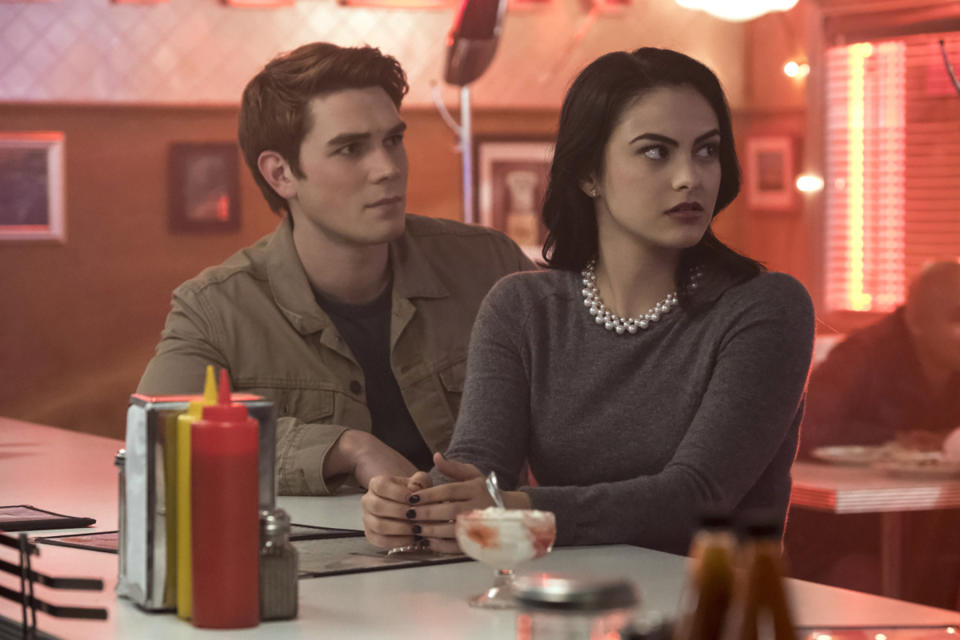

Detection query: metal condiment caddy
xmin=116 ymin=392 xmax=276 ymax=611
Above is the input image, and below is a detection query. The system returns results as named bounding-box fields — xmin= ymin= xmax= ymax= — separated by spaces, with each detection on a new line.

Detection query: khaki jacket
xmin=137 ymin=214 xmax=534 ymax=495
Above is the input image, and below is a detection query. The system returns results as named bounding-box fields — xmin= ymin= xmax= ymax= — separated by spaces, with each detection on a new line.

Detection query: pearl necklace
xmin=580 ymin=261 xmax=678 ymax=335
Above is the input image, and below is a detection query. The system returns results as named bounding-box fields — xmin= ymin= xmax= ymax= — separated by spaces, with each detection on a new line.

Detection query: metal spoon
xmin=485 ymin=471 xmax=505 ymax=509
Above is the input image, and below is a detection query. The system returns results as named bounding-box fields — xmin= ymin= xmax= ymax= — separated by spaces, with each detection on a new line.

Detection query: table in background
xmin=2 ymin=417 xmax=959 ymax=639
xmin=791 ymin=460 xmax=960 ymax=599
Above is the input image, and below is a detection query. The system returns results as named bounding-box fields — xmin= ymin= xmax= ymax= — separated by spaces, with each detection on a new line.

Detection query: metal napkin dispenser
xmin=117 ymin=393 xmax=276 ymax=611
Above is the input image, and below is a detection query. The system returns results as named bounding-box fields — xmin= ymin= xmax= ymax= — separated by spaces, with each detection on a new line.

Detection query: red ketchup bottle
xmin=190 ymin=369 xmax=260 ymax=629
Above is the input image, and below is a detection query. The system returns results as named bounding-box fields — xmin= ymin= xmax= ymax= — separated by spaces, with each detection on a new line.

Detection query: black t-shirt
xmin=315 ymin=282 xmax=434 ymax=471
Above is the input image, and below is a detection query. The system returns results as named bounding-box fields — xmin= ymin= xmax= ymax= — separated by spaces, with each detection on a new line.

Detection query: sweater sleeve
xmin=446 ymin=273 xmax=815 ymax=550
xmin=437 ymin=276 xmax=534 ymax=489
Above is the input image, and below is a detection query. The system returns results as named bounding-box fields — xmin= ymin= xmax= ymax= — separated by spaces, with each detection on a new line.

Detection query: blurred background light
xmin=796 ymin=174 xmax=824 ymax=192
xmin=784 ymin=59 xmax=810 ymax=78
xmin=674 ymin=0 xmax=798 ymax=22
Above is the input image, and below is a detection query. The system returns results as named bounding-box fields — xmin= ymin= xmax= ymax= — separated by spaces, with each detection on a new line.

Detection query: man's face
xmin=910 ymin=268 xmax=960 ymax=372
xmin=916 ymin=299 xmax=960 ymax=372
xmin=285 ymin=87 xmax=408 ymax=247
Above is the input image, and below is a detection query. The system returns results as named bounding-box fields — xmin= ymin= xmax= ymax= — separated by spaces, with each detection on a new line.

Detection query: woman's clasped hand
xmin=361 ymin=453 xmax=531 ymax=554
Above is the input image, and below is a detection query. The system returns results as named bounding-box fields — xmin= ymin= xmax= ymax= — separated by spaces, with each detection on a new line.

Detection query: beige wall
xmin=0 ymin=0 xmax=747 ymax=109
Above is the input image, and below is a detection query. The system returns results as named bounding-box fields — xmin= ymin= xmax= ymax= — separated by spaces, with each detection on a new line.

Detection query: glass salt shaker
xmin=514 ymin=574 xmax=640 ymax=640
xmin=259 ymin=508 xmax=298 ymax=621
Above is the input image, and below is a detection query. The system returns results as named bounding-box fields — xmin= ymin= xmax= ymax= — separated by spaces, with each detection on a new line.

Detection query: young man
xmin=137 ymin=43 xmax=533 ymax=495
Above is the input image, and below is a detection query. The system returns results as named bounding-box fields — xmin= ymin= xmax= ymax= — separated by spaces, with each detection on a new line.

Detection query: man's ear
xmin=258 ymin=151 xmax=297 ymax=200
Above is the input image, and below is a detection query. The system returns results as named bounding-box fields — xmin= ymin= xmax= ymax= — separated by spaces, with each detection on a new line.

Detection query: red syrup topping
xmin=467 ymin=523 xmax=500 ymax=548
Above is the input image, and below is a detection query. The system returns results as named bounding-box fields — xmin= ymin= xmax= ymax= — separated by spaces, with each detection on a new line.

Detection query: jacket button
xmin=350 ymin=380 xmax=362 ymax=395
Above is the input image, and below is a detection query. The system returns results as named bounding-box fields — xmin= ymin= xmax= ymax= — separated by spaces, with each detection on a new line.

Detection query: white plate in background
xmin=873 ymin=458 xmax=960 ymax=479
xmin=811 ymin=445 xmax=889 ymax=466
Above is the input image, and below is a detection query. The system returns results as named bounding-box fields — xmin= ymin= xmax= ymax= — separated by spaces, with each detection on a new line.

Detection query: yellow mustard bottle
xmin=176 ymin=365 xmax=218 ymax=620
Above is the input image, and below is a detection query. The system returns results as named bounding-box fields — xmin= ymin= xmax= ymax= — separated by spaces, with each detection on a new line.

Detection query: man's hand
xmin=895 ymin=429 xmax=945 ymax=452
xmin=361 ymin=469 xmax=434 ymax=550
xmin=324 ymin=429 xmax=417 ymax=489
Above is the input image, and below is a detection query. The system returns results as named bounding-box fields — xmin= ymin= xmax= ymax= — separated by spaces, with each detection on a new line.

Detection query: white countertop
xmin=2 ymin=418 xmax=959 ymax=639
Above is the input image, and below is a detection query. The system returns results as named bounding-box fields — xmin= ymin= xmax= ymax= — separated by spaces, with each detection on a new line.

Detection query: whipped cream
xmin=456 ymin=509 xmax=556 ymax=569
xmin=463 ymin=507 xmax=553 ymax=520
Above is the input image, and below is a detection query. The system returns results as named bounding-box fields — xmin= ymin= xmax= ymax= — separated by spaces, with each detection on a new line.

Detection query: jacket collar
xmin=390 ymin=217 xmax=450 ymax=300
xmin=264 ymin=215 xmax=449 ymax=335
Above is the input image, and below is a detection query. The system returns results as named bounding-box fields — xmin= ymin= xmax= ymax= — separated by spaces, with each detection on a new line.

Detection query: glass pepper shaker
xmin=259 ymin=508 xmax=298 ymax=621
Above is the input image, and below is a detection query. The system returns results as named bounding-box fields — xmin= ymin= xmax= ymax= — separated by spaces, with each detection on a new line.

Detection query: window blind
xmin=824 ymin=31 xmax=960 ymax=312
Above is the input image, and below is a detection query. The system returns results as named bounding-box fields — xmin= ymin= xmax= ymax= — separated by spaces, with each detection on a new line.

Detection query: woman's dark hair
xmin=541 ymin=47 xmax=764 ymax=308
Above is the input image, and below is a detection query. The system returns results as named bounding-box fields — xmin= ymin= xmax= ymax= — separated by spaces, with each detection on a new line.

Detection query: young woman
xmin=361 ymin=48 xmax=815 ymax=555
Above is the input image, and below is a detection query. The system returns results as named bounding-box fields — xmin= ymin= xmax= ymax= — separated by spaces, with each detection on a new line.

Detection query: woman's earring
xmin=589 ymin=188 xmax=599 ymax=198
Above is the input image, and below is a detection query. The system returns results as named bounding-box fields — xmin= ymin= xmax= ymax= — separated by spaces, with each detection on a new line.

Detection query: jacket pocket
xmin=437 ymin=357 xmax=467 ymax=420
xmin=438 ymin=358 xmax=466 ymax=393
xmin=244 ymin=386 xmax=335 ymax=424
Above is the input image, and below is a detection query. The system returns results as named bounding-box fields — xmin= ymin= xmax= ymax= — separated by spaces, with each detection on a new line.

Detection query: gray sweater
xmin=442 ymin=269 xmax=815 ymax=554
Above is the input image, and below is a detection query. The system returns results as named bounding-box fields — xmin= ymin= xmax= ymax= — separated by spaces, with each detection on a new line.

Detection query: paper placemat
xmin=34 ymin=523 xmax=364 ymax=554
xmin=295 ymin=536 xmax=468 ymax=578
xmin=35 ymin=530 xmax=119 ymax=554
xmin=0 ymin=505 xmax=96 ymax=532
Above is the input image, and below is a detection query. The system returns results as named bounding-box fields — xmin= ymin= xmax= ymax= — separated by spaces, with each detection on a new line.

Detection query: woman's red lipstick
xmin=665 ymin=202 xmax=703 ymax=214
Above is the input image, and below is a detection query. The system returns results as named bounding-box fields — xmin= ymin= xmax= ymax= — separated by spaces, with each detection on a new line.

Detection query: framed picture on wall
xmin=0 ymin=131 xmax=65 ymax=243
xmin=508 ymin=0 xmax=551 ymax=10
xmin=475 ymin=137 xmax=555 ymax=261
xmin=168 ymin=142 xmax=240 ymax=233
xmin=745 ymin=136 xmax=795 ymax=210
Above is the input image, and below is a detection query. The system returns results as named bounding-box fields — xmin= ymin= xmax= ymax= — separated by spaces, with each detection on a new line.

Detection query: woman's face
xmin=589 ymin=84 xmax=722 ymax=260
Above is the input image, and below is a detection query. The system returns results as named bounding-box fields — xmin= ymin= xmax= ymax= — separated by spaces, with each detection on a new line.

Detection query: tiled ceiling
xmin=0 ymin=0 xmax=746 ymax=108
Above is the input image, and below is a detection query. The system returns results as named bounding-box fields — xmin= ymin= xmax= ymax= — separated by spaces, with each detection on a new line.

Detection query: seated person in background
xmin=137 ymin=43 xmax=533 ymax=495
xmin=799 ymin=259 xmax=960 ymax=456
xmin=361 ymin=48 xmax=815 ymax=555
xmin=787 ymin=259 xmax=960 ymax=609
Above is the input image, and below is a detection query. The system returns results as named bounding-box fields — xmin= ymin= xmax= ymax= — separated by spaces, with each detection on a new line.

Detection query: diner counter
xmin=791 ymin=460 xmax=960 ymax=598
xmin=792 ymin=461 xmax=960 ymax=513
xmin=2 ymin=417 xmax=959 ymax=639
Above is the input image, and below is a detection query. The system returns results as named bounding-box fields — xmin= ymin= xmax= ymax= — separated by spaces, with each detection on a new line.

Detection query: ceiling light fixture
xmin=674 ymin=0 xmax=797 ymax=22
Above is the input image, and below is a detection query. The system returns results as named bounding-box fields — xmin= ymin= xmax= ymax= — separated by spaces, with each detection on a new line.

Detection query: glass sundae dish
xmin=455 ymin=507 xmax=556 ymax=609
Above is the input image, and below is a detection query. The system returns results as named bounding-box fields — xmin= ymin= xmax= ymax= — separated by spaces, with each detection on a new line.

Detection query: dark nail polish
xmin=408 ymin=494 xmax=420 ymax=504
xmin=412 ymin=524 xmax=422 ymax=534
xmin=406 ymin=509 xmax=416 ymax=519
